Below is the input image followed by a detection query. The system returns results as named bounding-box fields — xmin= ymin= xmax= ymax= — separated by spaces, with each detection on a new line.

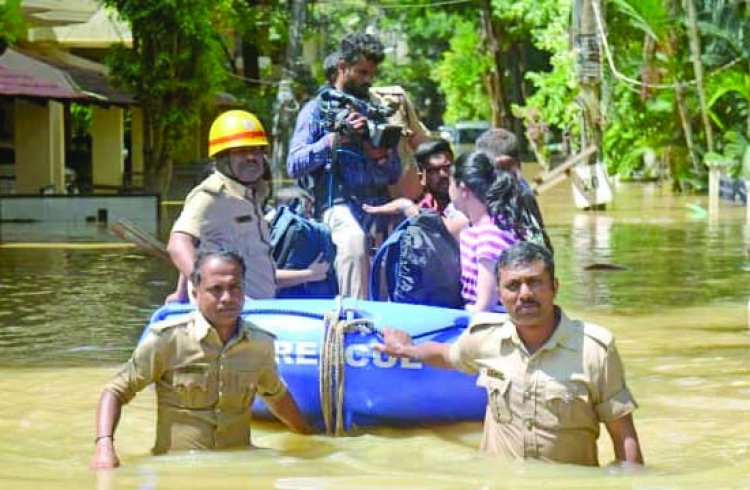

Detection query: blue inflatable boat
xmin=144 ymin=298 xmax=488 ymax=431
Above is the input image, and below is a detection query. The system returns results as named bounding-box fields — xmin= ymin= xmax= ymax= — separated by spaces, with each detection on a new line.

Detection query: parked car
xmin=437 ymin=121 xmax=491 ymax=155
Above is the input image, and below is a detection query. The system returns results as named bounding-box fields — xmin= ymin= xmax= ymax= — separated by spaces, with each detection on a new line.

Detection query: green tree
xmin=0 ymin=0 xmax=24 ymax=53
xmin=514 ymin=0 xmax=577 ymax=165
xmin=102 ymin=0 xmax=233 ymax=195
xmin=701 ymin=0 xmax=750 ymax=178
xmin=598 ymin=0 xmax=704 ymax=189
xmin=433 ymin=18 xmax=493 ymax=124
xmin=376 ymin=7 xmax=459 ymax=129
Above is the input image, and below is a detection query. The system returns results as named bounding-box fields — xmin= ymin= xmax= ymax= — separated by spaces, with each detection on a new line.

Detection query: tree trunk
xmin=480 ymin=0 xmax=506 ymax=127
xmin=667 ymin=0 xmax=700 ymax=176
xmin=141 ymin=107 xmax=173 ymax=197
xmin=685 ymin=0 xmax=714 ymax=152
xmin=271 ymin=0 xmax=306 ymax=181
xmin=674 ymin=81 xmax=701 ymax=173
xmin=510 ymin=42 xmax=527 ymax=152
xmin=142 ymin=107 xmax=155 ymax=192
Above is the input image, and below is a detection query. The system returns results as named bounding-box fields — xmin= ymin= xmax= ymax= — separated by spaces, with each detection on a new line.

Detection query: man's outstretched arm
xmin=372 ymin=327 xmax=454 ymax=369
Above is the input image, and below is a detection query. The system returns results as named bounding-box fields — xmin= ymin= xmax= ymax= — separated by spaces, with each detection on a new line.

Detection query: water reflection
xmin=0 ymin=181 xmax=748 ymax=488
xmin=546 ymin=185 xmax=750 ymax=314
xmin=0 ymin=247 xmax=175 ymax=365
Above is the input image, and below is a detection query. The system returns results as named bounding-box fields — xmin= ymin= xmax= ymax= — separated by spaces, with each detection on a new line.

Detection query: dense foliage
xmin=100 ymin=0 xmax=749 ymax=192
xmin=101 ymin=0 xmax=233 ymax=193
xmin=101 ymin=0 xmax=294 ymax=193
xmin=0 ymin=0 xmax=24 ymax=52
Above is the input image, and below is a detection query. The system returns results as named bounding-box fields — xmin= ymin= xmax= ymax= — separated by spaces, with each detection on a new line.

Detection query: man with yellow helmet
xmin=166 ymin=110 xmax=328 ymax=303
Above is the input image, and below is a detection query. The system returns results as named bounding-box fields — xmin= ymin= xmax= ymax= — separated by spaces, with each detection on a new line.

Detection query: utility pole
xmin=570 ymin=0 xmax=613 ymax=210
xmin=271 ymin=0 xmax=306 ymax=182
xmin=573 ymin=0 xmax=602 ymax=162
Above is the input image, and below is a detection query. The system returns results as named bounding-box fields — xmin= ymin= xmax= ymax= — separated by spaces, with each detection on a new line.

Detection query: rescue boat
xmin=144 ymin=298 xmax=489 ymax=431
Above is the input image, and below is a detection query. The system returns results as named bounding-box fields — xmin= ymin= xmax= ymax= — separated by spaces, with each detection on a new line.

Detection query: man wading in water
xmin=374 ymin=241 xmax=644 ymax=466
xmin=91 ymin=250 xmax=313 ymax=469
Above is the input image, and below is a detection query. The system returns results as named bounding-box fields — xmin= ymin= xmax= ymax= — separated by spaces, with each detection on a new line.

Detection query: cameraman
xmin=287 ymin=32 xmax=401 ymax=299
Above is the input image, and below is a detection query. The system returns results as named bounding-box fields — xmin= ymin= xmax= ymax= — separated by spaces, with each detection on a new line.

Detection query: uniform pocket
xmin=478 ymin=374 xmax=512 ymax=424
xmin=543 ymin=377 xmax=594 ymax=429
xmin=173 ymin=369 xmax=210 ymax=408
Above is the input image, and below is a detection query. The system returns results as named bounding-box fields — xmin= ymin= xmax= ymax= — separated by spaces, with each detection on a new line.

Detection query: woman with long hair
xmin=449 ymin=150 xmax=523 ymax=312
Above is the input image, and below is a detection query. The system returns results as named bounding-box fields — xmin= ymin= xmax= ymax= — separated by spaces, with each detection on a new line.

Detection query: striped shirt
xmin=460 ymin=214 xmax=518 ymax=308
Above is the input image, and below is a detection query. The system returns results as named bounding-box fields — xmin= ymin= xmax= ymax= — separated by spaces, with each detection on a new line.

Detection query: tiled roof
xmin=18 ymin=49 xmax=135 ymax=106
xmin=0 ymin=47 xmax=135 ymax=106
xmin=0 ymin=63 xmax=82 ymax=100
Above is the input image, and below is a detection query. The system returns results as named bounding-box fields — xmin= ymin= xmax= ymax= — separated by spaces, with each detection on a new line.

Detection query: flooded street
xmin=0 ymin=181 xmax=748 ymax=488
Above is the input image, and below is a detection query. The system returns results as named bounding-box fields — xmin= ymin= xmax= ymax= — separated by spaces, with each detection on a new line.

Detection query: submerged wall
xmin=0 ymin=194 xmax=159 ymax=242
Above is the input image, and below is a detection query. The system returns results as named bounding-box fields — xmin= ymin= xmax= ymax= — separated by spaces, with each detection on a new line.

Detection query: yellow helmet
xmin=208 ymin=110 xmax=269 ymax=157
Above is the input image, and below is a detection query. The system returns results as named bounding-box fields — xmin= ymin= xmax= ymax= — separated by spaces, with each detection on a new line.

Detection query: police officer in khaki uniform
xmin=91 ymin=250 xmax=313 ymax=469
xmin=374 ymin=241 xmax=644 ymax=467
xmin=166 ymin=110 xmax=328 ymax=303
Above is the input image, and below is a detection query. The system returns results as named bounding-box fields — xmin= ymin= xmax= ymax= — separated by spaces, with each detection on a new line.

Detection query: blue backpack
xmin=270 ymin=201 xmax=338 ymax=298
xmin=369 ymin=210 xmax=464 ymax=308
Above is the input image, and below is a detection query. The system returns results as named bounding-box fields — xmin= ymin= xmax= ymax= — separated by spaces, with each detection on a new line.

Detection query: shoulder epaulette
xmin=199 ymin=174 xmax=224 ymax=195
xmin=467 ymin=312 xmax=509 ymax=334
xmin=148 ymin=313 xmax=193 ymax=335
xmin=241 ymin=319 xmax=277 ymax=340
xmin=182 ymin=178 xmax=221 ymax=203
xmin=582 ymin=322 xmax=614 ymax=349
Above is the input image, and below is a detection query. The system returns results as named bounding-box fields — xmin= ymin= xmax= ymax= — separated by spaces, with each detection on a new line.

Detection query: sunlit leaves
xmin=433 ymin=19 xmax=492 ymax=123
xmin=0 ymin=0 xmax=24 ymax=47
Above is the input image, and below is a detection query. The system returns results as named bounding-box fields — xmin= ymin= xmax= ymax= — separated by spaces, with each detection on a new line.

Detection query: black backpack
xmin=270 ymin=201 xmax=338 ymax=298
xmin=369 ymin=210 xmax=464 ymax=308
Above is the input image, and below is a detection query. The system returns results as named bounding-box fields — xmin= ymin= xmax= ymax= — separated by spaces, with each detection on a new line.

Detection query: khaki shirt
xmin=171 ymin=172 xmax=276 ymax=299
xmin=104 ymin=311 xmax=287 ymax=454
xmin=449 ymin=309 xmax=637 ymax=466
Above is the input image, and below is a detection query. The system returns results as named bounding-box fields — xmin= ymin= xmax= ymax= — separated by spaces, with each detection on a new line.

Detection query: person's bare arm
xmin=442 ymin=212 xmax=469 ymax=239
xmin=166 ymin=231 xmax=198 ymax=277
xmin=407 ymin=129 xmax=431 ymax=150
xmin=165 ymin=232 xmax=198 ymax=302
xmin=467 ymin=258 xmax=498 ymax=312
xmin=276 ymin=254 xmax=330 ymax=288
xmin=372 ymin=327 xmax=454 ymax=369
xmin=165 ymin=274 xmax=189 ymax=304
xmin=265 ymin=391 xmax=315 ymax=434
xmin=90 ymin=391 xmax=123 ymax=470
xmin=605 ymin=413 xmax=644 ymax=466
xmin=362 ymin=198 xmax=419 ymax=217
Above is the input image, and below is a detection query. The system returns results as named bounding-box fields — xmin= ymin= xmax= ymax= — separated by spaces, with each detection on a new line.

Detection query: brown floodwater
xmin=0 ymin=180 xmax=748 ymax=489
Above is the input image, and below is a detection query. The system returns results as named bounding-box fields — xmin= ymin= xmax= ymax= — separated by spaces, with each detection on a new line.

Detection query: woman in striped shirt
xmin=449 ymin=150 xmax=525 ymax=312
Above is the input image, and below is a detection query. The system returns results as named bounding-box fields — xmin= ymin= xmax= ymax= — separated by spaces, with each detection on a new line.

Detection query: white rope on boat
xmin=319 ymin=297 xmax=376 ymax=436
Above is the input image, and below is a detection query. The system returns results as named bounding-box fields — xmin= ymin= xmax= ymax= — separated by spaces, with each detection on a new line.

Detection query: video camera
xmin=318 ymin=88 xmax=403 ymax=149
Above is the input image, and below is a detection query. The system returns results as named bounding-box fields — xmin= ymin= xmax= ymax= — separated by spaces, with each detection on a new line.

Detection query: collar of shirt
xmin=211 ymin=171 xmax=260 ymax=201
xmin=496 ymin=307 xmax=578 ymax=356
xmin=191 ymin=310 xmax=251 ymax=345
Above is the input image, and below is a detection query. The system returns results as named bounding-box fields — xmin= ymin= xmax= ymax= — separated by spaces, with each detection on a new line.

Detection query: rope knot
xmin=318 ymin=302 xmax=376 ymax=436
